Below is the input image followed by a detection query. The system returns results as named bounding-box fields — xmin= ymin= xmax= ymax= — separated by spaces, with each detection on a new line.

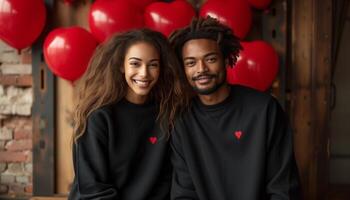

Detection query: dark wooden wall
xmin=290 ymin=0 xmax=332 ymax=199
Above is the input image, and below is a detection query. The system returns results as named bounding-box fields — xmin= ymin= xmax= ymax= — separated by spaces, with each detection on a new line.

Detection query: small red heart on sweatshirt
xmin=234 ymin=131 xmax=243 ymax=139
xmin=149 ymin=136 xmax=157 ymax=144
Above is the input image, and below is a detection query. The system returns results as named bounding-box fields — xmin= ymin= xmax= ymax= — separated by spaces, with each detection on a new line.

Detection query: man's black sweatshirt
xmin=171 ymin=85 xmax=301 ymax=200
xmin=69 ymin=99 xmax=171 ymax=200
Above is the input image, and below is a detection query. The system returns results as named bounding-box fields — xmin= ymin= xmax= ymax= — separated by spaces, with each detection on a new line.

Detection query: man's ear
xmin=224 ymin=58 xmax=229 ymax=67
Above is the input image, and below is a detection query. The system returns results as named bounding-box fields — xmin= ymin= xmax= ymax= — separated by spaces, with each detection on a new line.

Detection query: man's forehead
xmin=182 ymin=38 xmax=220 ymax=58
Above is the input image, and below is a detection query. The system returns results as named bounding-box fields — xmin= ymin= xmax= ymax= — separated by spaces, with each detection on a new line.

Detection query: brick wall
xmin=0 ymin=41 xmax=33 ymax=196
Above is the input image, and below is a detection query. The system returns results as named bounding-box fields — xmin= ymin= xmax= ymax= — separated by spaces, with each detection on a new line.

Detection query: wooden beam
xmin=290 ymin=0 xmax=332 ymax=199
xmin=262 ymin=0 xmax=288 ymax=107
xmin=32 ymin=0 xmax=56 ymax=196
xmin=312 ymin=0 xmax=332 ymax=197
xmin=53 ymin=1 xmax=92 ymax=194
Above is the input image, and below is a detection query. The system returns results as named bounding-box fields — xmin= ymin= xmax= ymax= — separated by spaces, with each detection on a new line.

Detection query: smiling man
xmin=169 ymin=17 xmax=301 ymax=200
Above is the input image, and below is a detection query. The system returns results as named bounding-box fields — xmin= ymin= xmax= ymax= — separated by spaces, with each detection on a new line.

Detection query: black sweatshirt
xmin=171 ymin=85 xmax=301 ymax=200
xmin=69 ymin=99 xmax=171 ymax=200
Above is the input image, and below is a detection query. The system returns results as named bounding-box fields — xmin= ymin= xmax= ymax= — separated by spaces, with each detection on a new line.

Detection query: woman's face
xmin=123 ymin=41 xmax=160 ymax=104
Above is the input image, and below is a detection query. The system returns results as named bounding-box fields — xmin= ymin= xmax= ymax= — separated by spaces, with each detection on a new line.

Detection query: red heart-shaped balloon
xmin=0 ymin=0 xmax=46 ymax=50
xmin=89 ymin=0 xmax=144 ymax=43
xmin=199 ymin=0 xmax=252 ymax=39
xmin=247 ymin=0 xmax=272 ymax=9
xmin=129 ymin=0 xmax=159 ymax=10
xmin=227 ymin=41 xmax=279 ymax=91
xmin=63 ymin=0 xmax=75 ymax=5
xmin=43 ymin=27 xmax=98 ymax=82
xmin=144 ymin=0 xmax=196 ymax=37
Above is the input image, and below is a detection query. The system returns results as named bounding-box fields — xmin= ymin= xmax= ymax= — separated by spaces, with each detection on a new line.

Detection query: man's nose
xmin=197 ymin=60 xmax=208 ymax=73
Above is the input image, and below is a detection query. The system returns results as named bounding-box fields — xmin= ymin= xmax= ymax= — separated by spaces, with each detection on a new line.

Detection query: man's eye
xmin=184 ymin=61 xmax=195 ymax=67
xmin=206 ymin=57 xmax=217 ymax=63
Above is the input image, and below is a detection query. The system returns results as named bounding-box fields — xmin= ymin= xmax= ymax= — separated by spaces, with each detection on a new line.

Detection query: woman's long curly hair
xmin=73 ymin=28 xmax=188 ymax=142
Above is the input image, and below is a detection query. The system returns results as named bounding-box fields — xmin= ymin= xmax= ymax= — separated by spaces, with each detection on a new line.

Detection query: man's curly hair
xmin=169 ymin=16 xmax=242 ymax=68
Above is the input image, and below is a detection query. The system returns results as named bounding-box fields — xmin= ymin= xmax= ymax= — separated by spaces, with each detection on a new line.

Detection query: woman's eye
xmin=129 ymin=62 xmax=139 ymax=66
xmin=149 ymin=63 xmax=159 ymax=68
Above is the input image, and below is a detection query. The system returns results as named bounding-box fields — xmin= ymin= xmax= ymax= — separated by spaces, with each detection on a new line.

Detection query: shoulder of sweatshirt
xmin=230 ymin=84 xmax=281 ymax=111
xmin=80 ymin=103 xmax=118 ymax=141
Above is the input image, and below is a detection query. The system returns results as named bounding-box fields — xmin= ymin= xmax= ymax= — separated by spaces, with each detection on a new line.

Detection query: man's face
xmin=182 ymin=38 xmax=226 ymax=95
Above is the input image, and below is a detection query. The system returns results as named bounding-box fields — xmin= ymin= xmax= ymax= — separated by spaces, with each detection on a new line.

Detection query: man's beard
xmin=191 ymin=71 xmax=226 ymax=95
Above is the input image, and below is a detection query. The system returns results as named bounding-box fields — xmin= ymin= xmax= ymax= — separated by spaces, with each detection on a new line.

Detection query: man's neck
xmin=198 ymin=84 xmax=231 ymax=106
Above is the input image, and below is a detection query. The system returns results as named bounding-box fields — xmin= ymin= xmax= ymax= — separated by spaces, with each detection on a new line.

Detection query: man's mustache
xmin=192 ymin=73 xmax=217 ymax=81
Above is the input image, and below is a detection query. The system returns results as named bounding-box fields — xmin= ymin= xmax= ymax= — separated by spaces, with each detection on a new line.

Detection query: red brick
xmin=0 ymin=74 xmax=33 ymax=87
xmin=24 ymin=184 xmax=32 ymax=194
xmin=20 ymin=50 xmax=32 ymax=64
xmin=22 ymin=119 xmax=32 ymax=128
xmin=22 ymin=123 xmax=32 ymax=131
xmin=3 ymin=117 xmax=31 ymax=129
xmin=0 ymin=151 xmax=28 ymax=162
xmin=14 ymin=129 xmax=32 ymax=140
xmin=5 ymin=139 xmax=32 ymax=151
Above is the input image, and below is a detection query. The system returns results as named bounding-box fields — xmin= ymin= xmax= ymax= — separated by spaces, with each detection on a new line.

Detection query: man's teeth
xmin=196 ymin=76 xmax=211 ymax=80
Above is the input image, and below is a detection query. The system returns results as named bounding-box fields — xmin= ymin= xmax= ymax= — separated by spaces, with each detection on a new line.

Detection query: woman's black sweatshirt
xmin=69 ymin=99 xmax=171 ymax=200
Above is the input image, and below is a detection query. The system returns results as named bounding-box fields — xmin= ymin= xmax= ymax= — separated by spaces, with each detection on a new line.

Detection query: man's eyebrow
xmin=183 ymin=57 xmax=195 ymax=61
xmin=183 ymin=52 xmax=219 ymax=60
xmin=204 ymin=52 xmax=219 ymax=58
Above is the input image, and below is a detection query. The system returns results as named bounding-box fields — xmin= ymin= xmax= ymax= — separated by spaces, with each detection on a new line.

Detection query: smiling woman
xmin=68 ymin=29 xmax=187 ymax=200
xmin=123 ymin=42 xmax=160 ymax=104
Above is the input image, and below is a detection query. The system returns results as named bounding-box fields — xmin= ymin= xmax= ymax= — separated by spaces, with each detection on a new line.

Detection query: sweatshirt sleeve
xmin=148 ymin=143 xmax=172 ymax=199
xmin=265 ymin=97 xmax=302 ymax=200
xmin=170 ymin=124 xmax=199 ymax=200
xmin=70 ymin=110 xmax=118 ymax=200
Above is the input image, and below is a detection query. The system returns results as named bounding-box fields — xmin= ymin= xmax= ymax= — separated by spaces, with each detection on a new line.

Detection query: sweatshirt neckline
xmin=120 ymin=98 xmax=155 ymax=109
xmin=194 ymin=86 xmax=235 ymax=111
